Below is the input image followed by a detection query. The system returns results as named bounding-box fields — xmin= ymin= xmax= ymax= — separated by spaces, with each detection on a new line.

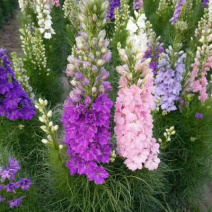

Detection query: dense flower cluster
xmin=35 ymin=0 xmax=55 ymax=39
xmin=0 ymin=49 xmax=36 ymax=121
xmin=170 ymin=0 xmax=186 ymax=24
xmin=144 ymin=41 xmax=164 ymax=75
xmin=155 ymin=46 xmax=186 ymax=112
xmin=115 ymin=82 xmax=160 ymax=171
xmin=62 ymin=94 xmax=113 ymax=184
xmin=0 ymin=157 xmax=33 ymax=209
xmin=133 ymin=0 xmax=143 ymax=10
xmin=107 ymin=0 xmax=120 ymax=20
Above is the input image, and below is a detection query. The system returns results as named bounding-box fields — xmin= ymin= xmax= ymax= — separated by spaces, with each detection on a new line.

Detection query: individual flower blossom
xmin=5 ymin=181 xmax=20 ymax=193
xmin=0 ymin=195 xmax=5 ymax=202
xmin=155 ymin=46 xmax=186 ymax=112
xmin=195 ymin=113 xmax=203 ymax=119
xmin=170 ymin=0 xmax=186 ymax=24
xmin=8 ymin=157 xmax=21 ymax=175
xmin=8 ymin=196 xmax=25 ymax=209
xmin=106 ymin=0 xmax=120 ymax=20
xmin=133 ymin=0 xmax=143 ymax=10
xmin=18 ymin=177 xmax=33 ymax=191
xmin=0 ymin=49 xmax=36 ymax=121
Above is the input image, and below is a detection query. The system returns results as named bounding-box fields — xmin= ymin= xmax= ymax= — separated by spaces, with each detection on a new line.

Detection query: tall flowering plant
xmin=0 ymin=49 xmax=36 ymax=121
xmin=62 ymin=0 xmax=113 ymax=184
xmin=114 ymin=11 xmax=160 ymax=171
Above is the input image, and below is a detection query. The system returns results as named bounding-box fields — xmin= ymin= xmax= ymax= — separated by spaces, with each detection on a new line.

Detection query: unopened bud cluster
xmin=11 ymin=52 xmax=35 ymax=100
xmin=35 ymin=98 xmax=61 ymax=148
xmin=110 ymin=150 xmax=117 ymax=162
xmin=63 ymin=0 xmax=79 ymax=25
xmin=20 ymin=25 xmax=49 ymax=74
xmin=158 ymin=126 xmax=176 ymax=149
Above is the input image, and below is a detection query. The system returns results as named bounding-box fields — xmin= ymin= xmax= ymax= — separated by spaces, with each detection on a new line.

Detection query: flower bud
xmin=118 ymin=48 xmax=128 ymax=63
xmin=92 ymin=37 xmax=98 ymax=46
xmin=126 ymin=73 xmax=132 ymax=81
xmin=97 ymin=59 xmax=105 ymax=67
xmin=47 ymin=110 xmax=52 ymax=117
xmin=44 ymin=100 xmax=48 ymax=105
xmin=103 ymin=51 xmax=111 ymax=62
xmin=93 ymin=14 xmax=97 ymax=22
xmin=59 ymin=145 xmax=63 ymax=150
xmin=92 ymin=87 xmax=97 ymax=93
xmin=71 ymin=80 xmax=77 ymax=87
xmin=41 ymin=139 xmax=48 ymax=144
xmin=38 ymin=98 xmax=44 ymax=104
xmin=98 ymin=30 xmax=106 ymax=39
xmin=47 ymin=135 xmax=52 ymax=141
xmin=49 ymin=121 xmax=53 ymax=127
xmin=53 ymin=125 xmax=59 ymax=131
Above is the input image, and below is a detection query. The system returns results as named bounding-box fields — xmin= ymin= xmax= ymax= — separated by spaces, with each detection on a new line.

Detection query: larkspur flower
xmin=0 ymin=195 xmax=5 ymax=202
xmin=115 ymin=11 xmax=160 ymax=171
xmin=106 ymin=0 xmax=120 ymax=20
xmin=169 ymin=0 xmax=186 ymax=24
xmin=62 ymin=94 xmax=113 ymax=184
xmin=155 ymin=47 xmax=186 ymax=112
xmin=0 ymin=157 xmax=33 ymax=207
xmin=0 ymin=49 xmax=36 ymax=121
xmin=18 ymin=177 xmax=33 ymax=191
xmin=195 ymin=113 xmax=203 ymax=119
xmin=8 ymin=196 xmax=25 ymax=209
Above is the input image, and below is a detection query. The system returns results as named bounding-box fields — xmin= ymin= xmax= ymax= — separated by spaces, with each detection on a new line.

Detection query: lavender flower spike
xmin=169 ymin=0 xmax=186 ymax=24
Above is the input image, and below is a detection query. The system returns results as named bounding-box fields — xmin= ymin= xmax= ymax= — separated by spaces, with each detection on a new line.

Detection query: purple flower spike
xmin=0 ymin=49 xmax=36 ymax=121
xmin=106 ymin=0 xmax=120 ymax=20
xmin=62 ymin=94 xmax=113 ymax=184
xmin=8 ymin=196 xmax=25 ymax=208
xmin=169 ymin=0 xmax=186 ymax=24
xmin=195 ymin=113 xmax=203 ymax=119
